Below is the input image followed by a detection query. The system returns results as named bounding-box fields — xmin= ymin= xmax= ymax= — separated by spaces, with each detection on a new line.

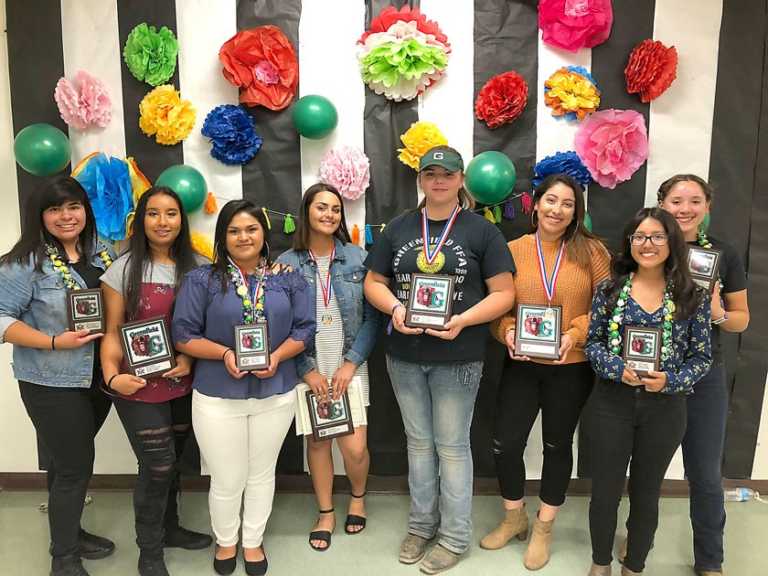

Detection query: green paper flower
xmin=360 ymin=39 xmax=448 ymax=100
xmin=123 ymin=23 xmax=178 ymax=86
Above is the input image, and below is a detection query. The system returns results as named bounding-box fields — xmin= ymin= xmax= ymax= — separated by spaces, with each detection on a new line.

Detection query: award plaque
xmin=234 ymin=323 xmax=270 ymax=371
xmin=405 ymin=273 xmax=455 ymax=330
xmin=305 ymin=388 xmax=354 ymax=441
xmin=66 ymin=288 xmax=104 ymax=334
xmin=622 ymin=326 xmax=662 ymax=377
xmin=119 ymin=317 xmax=176 ymax=378
xmin=514 ymin=304 xmax=562 ymax=359
xmin=688 ymin=246 xmax=722 ymax=291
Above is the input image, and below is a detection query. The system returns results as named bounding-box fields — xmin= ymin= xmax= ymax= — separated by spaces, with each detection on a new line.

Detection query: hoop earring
xmin=262 ymin=240 xmax=270 ymax=263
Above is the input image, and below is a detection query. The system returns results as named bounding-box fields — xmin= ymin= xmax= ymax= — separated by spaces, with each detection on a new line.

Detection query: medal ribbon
xmin=228 ymin=257 xmax=267 ymax=322
xmin=308 ymin=246 xmax=335 ymax=309
xmin=422 ymin=205 xmax=461 ymax=265
xmin=535 ymin=232 xmax=565 ymax=304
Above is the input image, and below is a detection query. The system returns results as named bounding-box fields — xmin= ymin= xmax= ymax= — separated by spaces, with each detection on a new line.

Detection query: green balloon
xmin=292 ymin=95 xmax=338 ymax=139
xmin=14 ymin=123 xmax=71 ymax=176
xmin=465 ymin=151 xmax=517 ymax=205
xmin=583 ymin=212 xmax=593 ymax=232
xmin=156 ymin=164 xmax=207 ymax=213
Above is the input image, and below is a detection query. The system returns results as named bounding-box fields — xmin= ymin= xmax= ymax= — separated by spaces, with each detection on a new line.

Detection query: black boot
xmin=138 ymin=549 xmax=170 ymax=576
xmin=50 ymin=554 xmax=90 ymax=576
xmin=78 ymin=528 xmax=115 ymax=559
xmin=163 ymin=473 xmax=212 ymax=550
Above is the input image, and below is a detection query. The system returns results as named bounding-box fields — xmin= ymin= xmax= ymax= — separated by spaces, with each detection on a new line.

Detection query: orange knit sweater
xmin=491 ymin=234 xmax=611 ymax=364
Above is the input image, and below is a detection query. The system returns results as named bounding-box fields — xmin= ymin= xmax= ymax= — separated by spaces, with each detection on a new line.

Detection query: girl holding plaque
xmin=364 ymin=146 xmax=516 ymax=573
xmin=100 ymin=187 xmax=212 ymax=575
xmin=172 ymin=200 xmax=315 ymax=576
xmin=0 ymin=176 xmax=116 ymax=576
xmin=585 ymin=207 xmax=712 ymax=576
xmin=658 ymin=175 xmax=749 ymax=576
xmin=483 ymin=174 xmax=610 ymax=570
xmin=278 ymin=183 xmax=383 ymax=551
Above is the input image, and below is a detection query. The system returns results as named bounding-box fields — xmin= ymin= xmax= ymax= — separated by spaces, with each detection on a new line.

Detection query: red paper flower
xmin=358 ymin=5 xmax=449 ymax=48
xmin=625 ymin=39 xmax=678 ymax=103
xmin=219 ymin=26 xmax=298 ymax=111
xmin=475 ymin=71 xmax=529 ymax=129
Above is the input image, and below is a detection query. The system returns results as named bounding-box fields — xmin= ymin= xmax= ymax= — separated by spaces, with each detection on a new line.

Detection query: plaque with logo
xmin=405 ymin=273 xmax=455 ymax=330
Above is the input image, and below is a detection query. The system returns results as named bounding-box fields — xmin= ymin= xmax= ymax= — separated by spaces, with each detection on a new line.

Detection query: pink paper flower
xmin=54 ymin=71 xmax=112 ymax=131
xmin=318 ymin=146 xmax=370 ymax=201
xmin=574 ymin=109 xmax=648 ymax=189
xmin=538 ymin=0 xmax=613 ymax=52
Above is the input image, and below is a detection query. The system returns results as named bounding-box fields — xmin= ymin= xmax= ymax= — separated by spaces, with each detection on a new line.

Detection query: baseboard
xmin=1 ymin=473 xmax=766 ymax=496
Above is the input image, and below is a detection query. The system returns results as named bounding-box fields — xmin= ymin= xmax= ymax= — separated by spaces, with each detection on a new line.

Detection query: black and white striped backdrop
xmin=5 ymin=0 xmax=768 ymax=479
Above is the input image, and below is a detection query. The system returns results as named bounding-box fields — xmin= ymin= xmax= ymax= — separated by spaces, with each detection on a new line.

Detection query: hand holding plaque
xmin=405 ymin=273 xmax=455 ymax=330
xmin=514 ymin=304 xmax=562 ymax=359
xmin=66 ymin=288 xmax=105 ymax=334
xmin=622 ymin=326 xmax=661 ymax=377
xmin=234 ymin=323 xmax=270 ymax=371
xmin=119 ymin=317 xmax=176 ymax=379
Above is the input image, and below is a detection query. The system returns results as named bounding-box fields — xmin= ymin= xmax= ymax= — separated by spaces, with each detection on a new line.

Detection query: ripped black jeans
xmin=113 ymin=394 xmax=192 ymax=552
xmin=492 ymin=361 xmax=594 ymax=506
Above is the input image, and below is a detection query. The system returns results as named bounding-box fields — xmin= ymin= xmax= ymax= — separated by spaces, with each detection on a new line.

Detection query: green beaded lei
xmin=697 ymin=228 xmax=712 ymax=249
xmin=46 ymin=244 xmax=113 ymax=290
xmin=227 ymin=259 xmax=266 ymax=324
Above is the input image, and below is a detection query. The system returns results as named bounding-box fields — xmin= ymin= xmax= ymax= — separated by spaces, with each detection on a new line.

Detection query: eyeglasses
xmin=629 ymin=233 xmax=669 ymax=246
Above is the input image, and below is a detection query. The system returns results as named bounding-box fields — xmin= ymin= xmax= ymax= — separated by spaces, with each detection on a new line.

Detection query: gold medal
xmin=416 ymin=247 xmax=445 ymax=273
xmin=321 ymin=313 xmax=333 ymax=326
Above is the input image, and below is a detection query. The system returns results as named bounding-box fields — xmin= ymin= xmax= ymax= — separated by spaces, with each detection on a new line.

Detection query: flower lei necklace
xmin=697 ymin=228 xmax=712 ymax=249
xmin=608 ymin=274 xmax=675 ymax=363
xmin=227 ymin=257 xmax=267 ymax=324
xmin=46 ymin=244 xmax=113 ymax=290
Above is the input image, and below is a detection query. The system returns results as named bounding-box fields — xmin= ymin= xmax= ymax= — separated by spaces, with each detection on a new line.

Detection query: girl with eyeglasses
xmin=585 ymin=207 xmax=712 ymax=576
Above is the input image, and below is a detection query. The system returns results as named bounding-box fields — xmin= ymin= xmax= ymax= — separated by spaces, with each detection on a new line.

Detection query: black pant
xmin=19 ymin=379 xmax=112 ymax=558
xmin=113 ymin=394 xmax=192 ymax=552
xmin=493 ymin=361 xmax=594 ymax=505
xmin=589 ymin=380 xmax=687 ymax=573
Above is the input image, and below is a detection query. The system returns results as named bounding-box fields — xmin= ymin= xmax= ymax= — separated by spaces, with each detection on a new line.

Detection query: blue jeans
xmin=682 ymin=362 xmax=728 ymax=572
xmin=386 ymin=355 xmax=483 ymax=554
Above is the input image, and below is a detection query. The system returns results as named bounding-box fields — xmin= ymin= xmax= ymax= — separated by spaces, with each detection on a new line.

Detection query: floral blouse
xmin=585 ymin=282 xmax=712 ymax=394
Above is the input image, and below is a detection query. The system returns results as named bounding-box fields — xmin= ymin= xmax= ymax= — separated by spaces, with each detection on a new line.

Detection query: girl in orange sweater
xmin=481 ymin=174 xmax=610 ymax=570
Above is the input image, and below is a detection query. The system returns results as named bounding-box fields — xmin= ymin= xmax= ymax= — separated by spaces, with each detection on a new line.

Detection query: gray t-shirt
xmin=101 ymin=252 xmax=207 ymax=294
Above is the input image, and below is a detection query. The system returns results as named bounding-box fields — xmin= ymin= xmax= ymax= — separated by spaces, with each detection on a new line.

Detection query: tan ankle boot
xmin=621 ymin=566 xmax=642 ymax=575
xmin=523 ymin=515 xmax=554 ymax=570
xmin=479 ymin=506 xmax=528 ymax=550
xmin=587 ymin=564 xmax=612 ymax=576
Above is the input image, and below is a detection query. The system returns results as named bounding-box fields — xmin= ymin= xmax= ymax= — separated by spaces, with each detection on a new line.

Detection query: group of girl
xmin=0 ymin=144 xmax=747 ymax=576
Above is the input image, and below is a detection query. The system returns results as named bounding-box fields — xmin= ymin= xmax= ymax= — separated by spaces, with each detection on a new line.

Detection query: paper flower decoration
xmin=54 ymin=71 xmax=112 ymax=131
xmin=123 ymin=23 xmax=178 ymax=86
xmin=397 ymin=121 xmax=448 ymax=170
xmin=139 ymin=85 xmax=195 ymax=146
xmin=539 ymin=0 xmax=613 ymax=52
xmin=625 ymin=39 xmax=678 ymax=103
xmin=532 ymin=151 xmax=592 ymax=189
xmin=219 ymin=26 xmax=298 ymax=111
xmin=475 ymin=71 xmax=529 ymax=129
xmin=319 ymin=146 xmax=371 ymax=201
xmin=544 ymin=66 xmax=600 ymax=121
xmin=201 ymin=105 xmax=262 ymax=165
xmin=574 ymin=109 xmax=648 ymax=189
xmin=357 ymin=6 xmax=450 ymax=101
xmin=191 ymin=231 xmax=214 ymax=261
xmin=71 ymin=152 xmax=134 ymax=241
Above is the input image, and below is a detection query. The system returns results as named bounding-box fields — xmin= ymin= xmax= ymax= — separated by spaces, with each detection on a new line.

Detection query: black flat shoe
xmin=309 ymin=507 xmax=335 ymax=551
xmin=213 ymin=547 xmax=237 ymax=576
xmin=50 ymin=554 xmax=90 ymax=576
xmin=164 ymin=525 xmax=213 ymax=550
xmin=244 ymin=547 xmax=268 ymax=576
xmin=345 ymin=492 xmax=367 ymax=535
xmin=138 ymin=550 xmax=169 ymax=576
xmin=78 ymin=528 xmax=115 ymax=560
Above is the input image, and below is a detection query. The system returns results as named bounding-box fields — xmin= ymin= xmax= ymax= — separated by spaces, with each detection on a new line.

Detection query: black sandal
xmin=345 ymin=492 xmax=367 ymax=534
xmin=308 ymin=508 xmax=335 ymax=552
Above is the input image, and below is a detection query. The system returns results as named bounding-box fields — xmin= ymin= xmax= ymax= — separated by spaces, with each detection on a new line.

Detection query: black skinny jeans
xmin=589 ymin=380 xmax=687 ymax=573
xmin=19 ymin=379 xmax=112 ymax=558
xmin=492 ymin=360 xmax=594 ymax=506
xmin=113 ymin=394 xmax=192 ymax=552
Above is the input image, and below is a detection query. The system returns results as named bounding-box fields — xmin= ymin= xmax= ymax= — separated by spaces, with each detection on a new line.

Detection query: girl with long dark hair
xmin=278 ymin=183 xmax=382 ymax=551
xmin=482 ymin=174 xmax=610 ymax=570
xmin=585 ymin=207 xmax=712 ymax=576
xmin=0 ymin=176 xmax=116 ymax=576
xmin=172 ymin=200 xmax=314 ymax=575
xmin=100 ymin=187 xmax=211 ymax=576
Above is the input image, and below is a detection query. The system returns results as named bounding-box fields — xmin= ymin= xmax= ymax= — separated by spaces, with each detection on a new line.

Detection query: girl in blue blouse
xmin=585 ymin=207 xmax=712 ymax=576
xmin=172 ymin=200 xmax=315 ymax=576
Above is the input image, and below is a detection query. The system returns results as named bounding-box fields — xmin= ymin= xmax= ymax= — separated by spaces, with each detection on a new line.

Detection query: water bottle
xmin=723 ymin=487 xmax=757 ymax=502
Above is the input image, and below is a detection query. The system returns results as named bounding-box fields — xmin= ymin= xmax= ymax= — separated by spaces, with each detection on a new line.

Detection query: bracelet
xmin=51 ymin=335 xmax=56 ymax=351
xmin=107 ymin=374 xmax=119 ymax=390
xmin=222 ymin=348 xmax=234 ymax=361
xmin=712 ymin=311 xmax=728 ymax=325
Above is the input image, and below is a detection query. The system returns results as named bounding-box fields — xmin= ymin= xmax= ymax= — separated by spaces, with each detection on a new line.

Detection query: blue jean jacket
xmin=0 ymin=241 xmax=115 ymax=388
xmin=278 ymin=239 xmax=383 ymax=377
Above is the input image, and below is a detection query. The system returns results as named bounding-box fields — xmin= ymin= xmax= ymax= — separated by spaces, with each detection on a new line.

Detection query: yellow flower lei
xmin=46 ymin=244 xmax=112 ymax=291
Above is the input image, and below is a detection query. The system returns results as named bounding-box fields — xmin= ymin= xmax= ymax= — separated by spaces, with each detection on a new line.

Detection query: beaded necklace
xmin=227 ymin=257 xmax=267 ymax=324
xmin=46 ymin=243 xmax=113 ymax=290
xmin=697 ymin=228 xmax=712 ymax=249
xmin=608 ymin=274 xmax=675 ymax=363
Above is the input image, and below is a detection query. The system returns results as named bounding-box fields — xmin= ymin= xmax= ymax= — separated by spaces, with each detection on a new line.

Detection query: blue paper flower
xmin=201 ymin=104 xmax=262 ymax=165
xmin=567 ymin=65 xmax=598 ymax=88
xmin=532 ymin=151 xmax=592 ymax=189
xmin=74 ymin=153 xmax=134 ymax=241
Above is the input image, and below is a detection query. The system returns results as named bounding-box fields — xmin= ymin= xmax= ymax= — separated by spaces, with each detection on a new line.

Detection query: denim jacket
xmin=278 ymin=239 xmax=383 ymax=378
xmin=0 ymin=240 xmax=115 ymax=388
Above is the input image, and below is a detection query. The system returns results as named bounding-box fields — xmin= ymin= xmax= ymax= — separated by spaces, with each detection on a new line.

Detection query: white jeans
xmin=192 ymin=390 xmax=295 ymax=548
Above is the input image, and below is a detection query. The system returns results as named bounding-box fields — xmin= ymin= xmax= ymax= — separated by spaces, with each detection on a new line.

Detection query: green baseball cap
xmin=419 ymin=147 xmax=464 ymax=173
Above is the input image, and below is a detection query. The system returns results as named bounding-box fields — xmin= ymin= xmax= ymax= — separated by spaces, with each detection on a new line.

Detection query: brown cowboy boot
xmin=523 ymin=514 xmax=554 ymax=570
xmin=479 ymin=505 xmax=529 ymax=550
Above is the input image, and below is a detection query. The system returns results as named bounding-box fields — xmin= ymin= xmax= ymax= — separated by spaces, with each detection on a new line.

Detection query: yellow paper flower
xmin=544 ymin=67 xmax=600 ymax=120
xmin=398 ymin=121 xmax=448 ymax=170
xmin=139 ymin=85 xmax=195 ymax=145
xmin=190 ymin=231 xmax=214 ymax=261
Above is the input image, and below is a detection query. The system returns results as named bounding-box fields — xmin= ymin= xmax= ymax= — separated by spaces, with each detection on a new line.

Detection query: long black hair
xmin=607 ymin=207 xmax=701 ymax=320
xmin=212 ymin=199 xmax=272 ymax=291
xmin=0 ymin=176 xmax=97 ymax=270
xmin=123 ymin=187 xmax=198 ymax=320
xmin=292 ymin=182 xmax=351 ymax=250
